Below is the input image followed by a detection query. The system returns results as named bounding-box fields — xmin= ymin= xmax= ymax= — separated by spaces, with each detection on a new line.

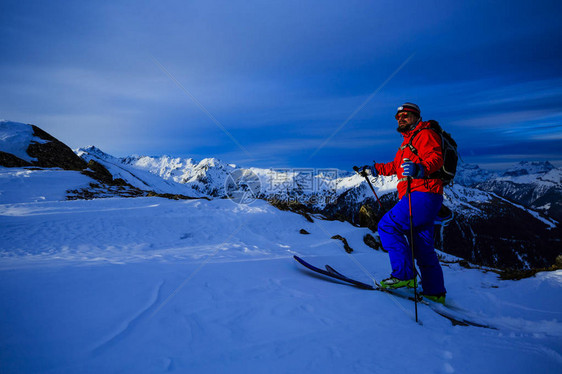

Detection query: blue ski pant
xmin=377 ymin=191 xmax=446 ymax=295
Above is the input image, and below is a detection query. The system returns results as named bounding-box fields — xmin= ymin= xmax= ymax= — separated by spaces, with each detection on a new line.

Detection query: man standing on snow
xmin=356 ymin=102 xmax=446 ymax=303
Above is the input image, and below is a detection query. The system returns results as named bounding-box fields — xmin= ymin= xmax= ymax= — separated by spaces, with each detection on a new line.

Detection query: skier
xmin=356 ymin=102 xmax=446 ymax=303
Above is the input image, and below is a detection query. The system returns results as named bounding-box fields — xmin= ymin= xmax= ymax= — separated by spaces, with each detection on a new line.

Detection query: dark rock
xmin=331 ymin=234 xmax=353 ymax=253
xmin=26 ymin=125 xmax=88 ymax=170
xmin=363 ymin=233 xmax=384 ymax=251
xmin=268 ymin=198 xmax=315 ymax=222
xmin=0 ymin=151 xmax=31 ymax=167
xmin=302 ymin=212 xmax=314 ymax=223
xmin=66 ymin=183 xmax=146 ymax=200
xmin=146 ymin=191 xmax=203 ymax=200
xmin=299 ymin=229 xmax=310 ymax=235
xmin=81 ymin=160 xmax=129 ymax=186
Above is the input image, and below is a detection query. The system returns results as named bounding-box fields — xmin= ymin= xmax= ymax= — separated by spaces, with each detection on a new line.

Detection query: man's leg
xmin=378 ymin=192 xmax=443 ymax=283
xmin=414 ymin=224 xmax=447 ymax=295
xmin=377 ymin=197 xmax=414 ymax=280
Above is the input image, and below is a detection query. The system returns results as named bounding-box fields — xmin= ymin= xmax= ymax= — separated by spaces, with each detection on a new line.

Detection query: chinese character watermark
xmin=225 ymin=168 xmax=339 ymax=205
xmin=224 ymin=169 xmax=261 ymax=204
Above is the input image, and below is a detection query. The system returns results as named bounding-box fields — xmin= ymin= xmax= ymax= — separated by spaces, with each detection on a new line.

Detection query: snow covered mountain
xmin=77 ymin=145 xmax=353 ymax=208
xmin=76 ymin=146 xmax=206 ymax=198
xmin=1 ymin=120 xmax=86 ymax=170
xmin=1 ymin=120 xmax=560 ymax=270
xmin=475 ymin=161 xmax=562 ymax=221
xmin=0 ymin=120 xmax=159 ymax=200
xmin=453 ymin=163 xmax=498 ymax=186
xmin=122 ymin=154 xmax=232 ymax=197
xmin=454 ymin=161 xmax=562 ymax=221
xmin=503 ymin=160 xmax=556 ymax=176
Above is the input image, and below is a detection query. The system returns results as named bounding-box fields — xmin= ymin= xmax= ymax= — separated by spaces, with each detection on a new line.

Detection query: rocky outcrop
xmin=82 ymin=159 xmax=129 ymax=186
xmin=0 ymin=151 xmax=31 ymax=167
xmin=26 ymin=125 xmax=88 ymax=170
xmin=0 ymin=123 xmax=146 ymax=197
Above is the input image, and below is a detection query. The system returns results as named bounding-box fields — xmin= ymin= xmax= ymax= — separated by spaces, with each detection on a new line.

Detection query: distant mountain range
xmin=1 ymin=120 xmax=560 ymax=270
xmin=455 ymin=161 xmax=562 ymax=221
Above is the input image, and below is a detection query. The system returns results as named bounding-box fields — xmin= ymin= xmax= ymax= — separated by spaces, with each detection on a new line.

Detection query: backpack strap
xmin=399 ymin=125 xmax=442 ymax=180
xmin=398 ymin=127 xmax=433 ymax=157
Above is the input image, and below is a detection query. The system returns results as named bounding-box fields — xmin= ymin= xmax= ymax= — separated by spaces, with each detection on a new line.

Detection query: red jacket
xmin=374 ymin=120 xmax=443 ymax=199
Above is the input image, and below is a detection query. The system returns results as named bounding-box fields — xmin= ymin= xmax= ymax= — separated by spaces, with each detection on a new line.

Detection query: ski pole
xmin=353 ymin=166 xmax=383 ymax=209
xmin=404 ymin=158 xmax=419 ymax=323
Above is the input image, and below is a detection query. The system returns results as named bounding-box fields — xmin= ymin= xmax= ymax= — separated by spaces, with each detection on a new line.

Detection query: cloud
xmin=451 ymin=110 xmax=557 ymax=129
xmin=2 ymin=0 xmax=562 ymax=170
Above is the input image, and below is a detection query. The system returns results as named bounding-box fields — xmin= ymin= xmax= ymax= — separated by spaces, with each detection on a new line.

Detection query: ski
xmin=294 ymin=255 xmax=495 ymax=329
xmin=325 ymin=264 xmax=422 ymax=303
xmin=293 ymin=255 xmax=375 ymax=290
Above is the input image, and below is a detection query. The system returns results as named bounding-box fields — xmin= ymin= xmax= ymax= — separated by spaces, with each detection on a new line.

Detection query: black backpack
xmin=402 ymin=120 xmax=458 ymax=186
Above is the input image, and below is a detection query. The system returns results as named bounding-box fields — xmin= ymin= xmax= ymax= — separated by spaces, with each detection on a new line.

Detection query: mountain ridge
xmin=1 ymin=120 xmax=560 ymax=270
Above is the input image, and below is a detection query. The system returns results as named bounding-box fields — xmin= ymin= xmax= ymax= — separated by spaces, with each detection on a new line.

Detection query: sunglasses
xmin=395 ymin=112 xmax=411 ymax=120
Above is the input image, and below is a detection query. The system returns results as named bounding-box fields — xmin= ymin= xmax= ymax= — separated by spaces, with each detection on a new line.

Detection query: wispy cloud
xmin=467 ymin=78 xmax=562 ymax=107
xmin=309 ymin=53 xmax=416 ymax=159
xmin=451 ymin=110 xmax=558 ymax=128
xmin=151 ymin=56 xmax=252 ymax=159
xmin=2 ymin=1 xmax=562 ymax=169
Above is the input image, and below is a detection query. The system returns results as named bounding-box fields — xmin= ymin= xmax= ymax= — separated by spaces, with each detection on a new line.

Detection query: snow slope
xmin=0 ymin=120 xmax=48 ymax=163
xmin=0 ymin=167 xmax=93 ymax=204
xmin=1 ymin=168 xmax=561 ymax=373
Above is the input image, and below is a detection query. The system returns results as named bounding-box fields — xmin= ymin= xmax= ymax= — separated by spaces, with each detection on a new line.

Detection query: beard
xmin=397 ymin=123 xmax=412 ymax=133
xmin=396 ymin=118 xmax=420 ymax=133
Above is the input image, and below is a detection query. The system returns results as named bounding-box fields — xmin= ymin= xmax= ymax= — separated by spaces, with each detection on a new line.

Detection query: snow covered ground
xmin=1 ymin=168 xmax=561 ymax=373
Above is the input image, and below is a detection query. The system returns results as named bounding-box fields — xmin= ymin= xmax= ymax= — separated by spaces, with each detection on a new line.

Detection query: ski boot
xmin=422 ymin=293 xmax=446 ymax=305
xmin=379 ymin=276 xmax=417 ymax=289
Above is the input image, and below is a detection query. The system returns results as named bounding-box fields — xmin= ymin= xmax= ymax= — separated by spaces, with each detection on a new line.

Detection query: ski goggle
xmin=395 ymin=112 xmax=410 ymax=120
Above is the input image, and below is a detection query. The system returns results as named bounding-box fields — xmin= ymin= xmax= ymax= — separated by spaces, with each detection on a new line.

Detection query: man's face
xmin=396 ymin=111 xmax=417 ymax=130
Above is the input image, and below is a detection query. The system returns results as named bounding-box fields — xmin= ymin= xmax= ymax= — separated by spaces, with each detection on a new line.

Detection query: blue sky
xmin=1 ymin=0 xmax=561 ymax=170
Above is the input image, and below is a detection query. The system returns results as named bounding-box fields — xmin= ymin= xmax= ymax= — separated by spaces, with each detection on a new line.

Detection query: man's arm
xmin=374 ymin=160 xmax=397 ymax=176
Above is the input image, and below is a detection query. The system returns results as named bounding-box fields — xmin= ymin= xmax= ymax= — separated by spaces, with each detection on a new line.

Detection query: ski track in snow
xmin=91 ymin=280 xmax=166 ymax=356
